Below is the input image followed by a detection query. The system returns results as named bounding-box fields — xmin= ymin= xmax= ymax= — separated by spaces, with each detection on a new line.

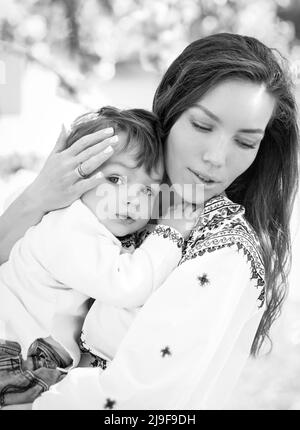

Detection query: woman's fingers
xmin=77 ymin=135 xmax=119 ymax=164
xmin=51 ymin=125 xmax=68 ymax=154
xmin=80 ymin=147 xmax=114 ymax=177
xmin=72 ymin=134 xmax=120 ymax=179
xmin=68 ymin=127 xmax=115 ymax=156
xmin=74 ymin=171 xmax=105 ymax=196
xmin=72 ymin=144 xmax=116 ymax=180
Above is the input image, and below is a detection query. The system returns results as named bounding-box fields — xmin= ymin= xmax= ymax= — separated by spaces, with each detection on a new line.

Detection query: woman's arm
xmin=0 ymin=185 xmax=45 ymax=264
xmin=32 ymin=245 xmax=265 ymax=410
xmin=0 ymin=126 xmax=118 ymax=264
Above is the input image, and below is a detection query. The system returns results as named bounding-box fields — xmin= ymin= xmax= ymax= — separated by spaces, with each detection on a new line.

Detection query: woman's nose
xmin=201 ymin=134 xmax=228 ymax=168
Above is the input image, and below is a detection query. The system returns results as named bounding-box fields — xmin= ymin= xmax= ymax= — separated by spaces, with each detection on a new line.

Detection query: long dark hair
xmin=152 ymin=33 xmax=299 ymax=356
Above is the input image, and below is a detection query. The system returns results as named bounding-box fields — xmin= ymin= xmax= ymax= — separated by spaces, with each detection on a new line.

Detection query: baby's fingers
xmin=183 ymin=204 xmax=204 ymax=223
xmin=190 ymin=205 xmax=205 ymax=227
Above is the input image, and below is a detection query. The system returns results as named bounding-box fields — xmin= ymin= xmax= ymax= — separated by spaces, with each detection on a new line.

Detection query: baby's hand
xmin=158 ymin=203 xmax=203 ymax=239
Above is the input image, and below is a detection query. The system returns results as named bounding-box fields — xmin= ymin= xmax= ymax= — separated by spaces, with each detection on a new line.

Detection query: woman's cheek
xmin=235 ymin=150 xmax=258 ymax=178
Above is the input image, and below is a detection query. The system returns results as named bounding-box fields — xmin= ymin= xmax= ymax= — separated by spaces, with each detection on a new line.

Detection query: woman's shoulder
xmin=181 ymin=193 xmax=265 ymax=296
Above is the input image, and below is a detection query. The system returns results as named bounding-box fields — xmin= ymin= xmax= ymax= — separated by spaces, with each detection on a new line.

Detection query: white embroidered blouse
xmin=33 ymin=194 xmax=266 ymax=410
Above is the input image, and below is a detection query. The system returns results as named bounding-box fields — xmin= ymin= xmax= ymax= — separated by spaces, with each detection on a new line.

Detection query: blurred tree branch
xmin=0 ymin=39 xmax=81 ymax=103
xmin=58 ymin=0 xmax=81 ymax=55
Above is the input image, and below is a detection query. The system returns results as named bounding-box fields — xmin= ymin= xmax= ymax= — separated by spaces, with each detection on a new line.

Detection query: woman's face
xmin=165 ymin=79 xmax=276 ymax=204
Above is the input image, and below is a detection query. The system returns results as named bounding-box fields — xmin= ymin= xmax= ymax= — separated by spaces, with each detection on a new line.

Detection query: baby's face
xmin=82 ymin=136 xmax=163 ymax=237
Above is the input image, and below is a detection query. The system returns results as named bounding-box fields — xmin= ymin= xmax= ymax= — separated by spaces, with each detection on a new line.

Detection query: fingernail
xmin=104 ymin=127 xmax=114 ymax=134
xmin=96 ymin=171 xmax=103 ymax=178
xmin=110 ymin=135 xmax=119 ymax=144
xmin=104 ymin=145 xmax=113 ymax=153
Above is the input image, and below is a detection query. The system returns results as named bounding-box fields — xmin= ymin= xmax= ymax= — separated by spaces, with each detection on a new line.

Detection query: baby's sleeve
xmin=38 ymin=202 xmax=184 ymax=308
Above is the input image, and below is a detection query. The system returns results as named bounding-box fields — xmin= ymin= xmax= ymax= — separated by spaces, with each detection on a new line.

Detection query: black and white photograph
xmin=0 ymin=0 xmax=300 ymax=411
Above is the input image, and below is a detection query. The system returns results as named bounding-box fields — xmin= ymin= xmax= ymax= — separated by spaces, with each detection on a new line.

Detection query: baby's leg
xmin=0 ymin=339 xmax=65 ymax=408
xmin=37 ymin=337 xmax=72 ymax=368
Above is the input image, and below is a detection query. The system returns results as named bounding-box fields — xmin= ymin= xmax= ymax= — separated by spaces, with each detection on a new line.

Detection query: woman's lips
xmin=188 ymin=168 xmax=221 ymax=186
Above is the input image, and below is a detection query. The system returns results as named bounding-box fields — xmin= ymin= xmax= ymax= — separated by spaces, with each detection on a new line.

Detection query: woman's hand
xmin=0 ymin=125 xmax=120 ymax=264
xmin=26 ymin=125 xmax=119 ymax=213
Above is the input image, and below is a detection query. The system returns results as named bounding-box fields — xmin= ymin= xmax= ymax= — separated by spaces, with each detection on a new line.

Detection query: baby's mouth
xmin=115 ymin=214 xmax=135 ymax=223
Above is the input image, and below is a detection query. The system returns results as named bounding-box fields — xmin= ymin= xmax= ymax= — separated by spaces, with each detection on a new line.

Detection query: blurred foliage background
xmin=0 ymin=0 xmax=300 ymax=410
xmin=1 ymin=0 xmax=300 ymax=103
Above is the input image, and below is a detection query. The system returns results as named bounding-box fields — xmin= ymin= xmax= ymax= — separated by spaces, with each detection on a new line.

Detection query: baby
xmin=0 ymin=106 xmax=194 ymax=378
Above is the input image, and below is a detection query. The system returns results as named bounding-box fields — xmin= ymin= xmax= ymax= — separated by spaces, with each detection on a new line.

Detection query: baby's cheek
xmin=81 ymin=188 xmax=98 ymax=212
xmin=141 ymin=196 xmax=155 ymax=217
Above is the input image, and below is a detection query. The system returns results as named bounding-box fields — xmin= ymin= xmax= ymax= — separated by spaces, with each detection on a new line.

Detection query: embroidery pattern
xmin=79 ymin=331 xmax=108 ymax=370
xmin=134 ymin=228 xmax=153 ymax=248
xmin=180 ymin=195 xmax=265 ymax=308
xmin=152 ymin=226 xmax=184 ymax=249
xmin=118 ymin=234 xmax=137 ymax=249
xmin=90 ymin=356 xmax=108 ymax=369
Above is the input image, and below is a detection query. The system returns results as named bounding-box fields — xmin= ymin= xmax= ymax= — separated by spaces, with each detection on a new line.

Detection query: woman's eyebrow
xmin=194 ymin=104 xmax=221 ymax=123
xmin=237 ymin=128 xmax=264 ymax=135
xmin=194 ymin=104 xmax=264 ymax=134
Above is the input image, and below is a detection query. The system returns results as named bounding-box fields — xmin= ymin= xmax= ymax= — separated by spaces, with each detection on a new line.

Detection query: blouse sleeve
xmin=33 ymin=244 xmax=265 ymax=410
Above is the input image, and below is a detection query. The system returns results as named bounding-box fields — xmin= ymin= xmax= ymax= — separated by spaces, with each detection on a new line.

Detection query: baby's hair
xmin=66 ymin=106 xmax=164 ymax=175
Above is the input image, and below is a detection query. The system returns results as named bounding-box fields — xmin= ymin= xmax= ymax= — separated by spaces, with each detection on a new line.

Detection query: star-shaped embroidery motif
xmin=104 ymin=398 xmax=116 ymax=409
xmin=161 ymin=346 xmax=171 ymax=357
xmin=197 ymin=273 xmax=210 ymax=287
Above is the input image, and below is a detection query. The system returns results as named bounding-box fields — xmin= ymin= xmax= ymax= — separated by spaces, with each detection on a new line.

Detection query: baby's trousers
xmin=0 ymin=338 xmax=67 ymax=407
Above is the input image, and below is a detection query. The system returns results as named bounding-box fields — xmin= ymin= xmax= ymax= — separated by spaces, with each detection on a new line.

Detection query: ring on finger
xmin=77 ymin=162 xmax=89 ymax=179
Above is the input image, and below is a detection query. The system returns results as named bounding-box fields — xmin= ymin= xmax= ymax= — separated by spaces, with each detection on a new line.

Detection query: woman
xmin=1 ymin=33 xmax=299 ymax=409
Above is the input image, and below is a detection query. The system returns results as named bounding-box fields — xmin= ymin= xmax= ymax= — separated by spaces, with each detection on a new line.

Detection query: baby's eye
xmin=142 ymin=187 xmax=153 ymax=197
xmin=107 ymin=176 xmax=124 ymax=185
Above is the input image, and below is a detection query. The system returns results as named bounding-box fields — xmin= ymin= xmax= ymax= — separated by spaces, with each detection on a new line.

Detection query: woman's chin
xmin=172 ymin=183 xmax=206 ymax=205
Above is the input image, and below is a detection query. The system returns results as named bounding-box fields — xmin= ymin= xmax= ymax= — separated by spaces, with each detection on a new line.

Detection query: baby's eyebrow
xmin=109 ymin=161 xmax=137 ymax=170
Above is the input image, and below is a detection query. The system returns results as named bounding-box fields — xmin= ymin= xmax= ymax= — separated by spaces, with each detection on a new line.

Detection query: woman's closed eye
xmin=191 ymin=121 xmax=212 ymax=132
xmin=235 ymin=138 xmax=258 ymax=150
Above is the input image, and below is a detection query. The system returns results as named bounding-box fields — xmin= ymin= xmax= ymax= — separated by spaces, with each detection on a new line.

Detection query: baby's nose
xmin=127 ymin=195 xmax=140 ymax=206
